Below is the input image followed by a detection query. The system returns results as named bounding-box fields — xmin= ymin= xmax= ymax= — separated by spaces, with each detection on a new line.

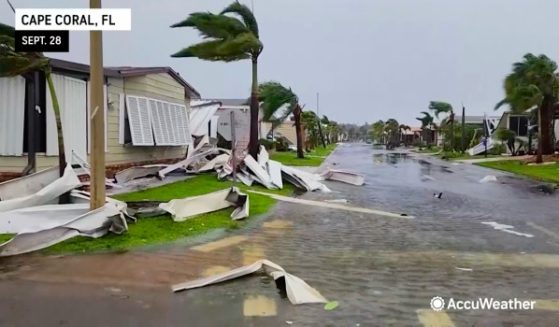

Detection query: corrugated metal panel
xmin=0 ymin=76 xmax=25 ymax=156
xmin=189 ymin=103 xmax=220 ymax=136
xmin=46 ymin=74 xmax=87 ymax=160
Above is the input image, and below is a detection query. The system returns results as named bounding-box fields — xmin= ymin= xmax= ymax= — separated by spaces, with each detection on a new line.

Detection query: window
xmin=509 ymin=116 xmax=528 ymax=136
xmin=23 ymin=73 xmax=47 ymax=153
xmin=124 ymin=95 xmax=192 ymax=146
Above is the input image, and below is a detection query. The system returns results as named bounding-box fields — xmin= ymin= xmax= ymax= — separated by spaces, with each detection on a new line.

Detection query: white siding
xmin=46 ymin=74 xmax=88 ymax=160
xmin=0 ymin=76 xmax=26 ymax=156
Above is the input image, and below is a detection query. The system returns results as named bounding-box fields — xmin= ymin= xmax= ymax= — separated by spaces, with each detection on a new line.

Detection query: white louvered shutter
xmin=148 ymin=99 xmax=166 ymax=145
xmin=174 ymin=104 xmax=191 ymax=145
xmin=126 ymin=95 xmax=154 ymax=146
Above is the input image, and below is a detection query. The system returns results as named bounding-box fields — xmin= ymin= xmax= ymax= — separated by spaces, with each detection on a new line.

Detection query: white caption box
xmin=15 ymin=8 xmax=131 ymax=31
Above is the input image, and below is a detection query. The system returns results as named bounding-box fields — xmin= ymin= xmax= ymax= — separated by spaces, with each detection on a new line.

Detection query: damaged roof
xmin=48 ymin=58 xmax=200 ymax=99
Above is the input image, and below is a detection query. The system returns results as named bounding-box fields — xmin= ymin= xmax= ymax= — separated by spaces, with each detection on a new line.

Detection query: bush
xmin=275 ymin=136 xmax=290 ymax=152
xmin=260 ymin=138 xmax=274 ymax=150
xmin=489 ymin=143 xmax=506 ymax=155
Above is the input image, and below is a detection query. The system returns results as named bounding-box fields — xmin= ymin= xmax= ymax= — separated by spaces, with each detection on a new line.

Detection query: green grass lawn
xmin=477 ymin=160 xmax=559 ymax=183
xmin=270 ymin=144 xmax=337 ymax=166
xmin=0 ymin=174 xmax=295 ymax=254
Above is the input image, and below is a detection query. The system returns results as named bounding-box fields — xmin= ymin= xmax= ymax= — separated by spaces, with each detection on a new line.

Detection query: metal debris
xmin=0 ymin=200 xmax=130 ymax=257
xmin=172 ymin=259 xmax=328 ymax=305
xmin=321 ymin=168 xmax=364 ymax=186
xmin=479 ymin=175 xmax=498 ymax=183
xmin=0 ymin=165 xmax=81 ymax=213
xmin=159 ymin=187 xmax=249 ymax=221
xmin=114 ymin=165 xmax=166 ymax=184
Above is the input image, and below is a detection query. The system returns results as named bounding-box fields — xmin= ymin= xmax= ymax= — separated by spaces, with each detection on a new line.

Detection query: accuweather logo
xmin=430 ymin=296 xmax=535 ymax=311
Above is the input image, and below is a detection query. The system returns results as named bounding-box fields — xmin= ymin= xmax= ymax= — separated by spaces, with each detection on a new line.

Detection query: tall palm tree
xmin=171 ymin=1 xmax=263 ymax=158
xmin=495 ymin=53 xmax=559 ymax=163
xmin=429 ymin=101 xmax=454 ymax=151
xmin=0 ymin=22 xmax=67 ymax=178
xmin=416 ymin=111 xmax=435 ymax=148
xmin=258 ymin=81 xmax=304 ymax=158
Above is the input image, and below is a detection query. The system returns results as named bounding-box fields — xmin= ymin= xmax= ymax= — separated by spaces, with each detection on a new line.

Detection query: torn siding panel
xmin=0 ymin=76 xmax=26 ymax=156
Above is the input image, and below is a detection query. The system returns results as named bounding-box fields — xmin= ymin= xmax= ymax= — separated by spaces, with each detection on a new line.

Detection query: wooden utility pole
xmin=89 ymin=0 xmax=105 ymax=209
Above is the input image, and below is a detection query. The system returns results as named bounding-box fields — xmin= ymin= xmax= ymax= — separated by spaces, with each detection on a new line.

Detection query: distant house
xmin=0 ymin=58 xmax=200 ymax=181
xmin=436 ymin=115 xmax=500 ymax=147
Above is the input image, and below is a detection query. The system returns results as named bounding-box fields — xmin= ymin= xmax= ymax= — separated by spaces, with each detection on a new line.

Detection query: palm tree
xmin=399 ymin=124 xmax=411 ymax=146
xmin=302 ymin=111 xmax=319 ymax=149
xmin=384 ymin=119 xmax=400 ymax=149
xmin=171 ymin=1 xmax=263 ymax=158
xmin=495 ymin=53 xmax=559 ymax=163
xmin=258 ymin=81 xmax=304 ymax=158
xmin=0 ymin=22 xmax=67 ymax=178
xmin=370 ymin=120 xmax=385 ymax=144
xmin=416 ymin=111 xmax=435 ymax=148
xmin=429 ymin=101 xmax=454 ymax=151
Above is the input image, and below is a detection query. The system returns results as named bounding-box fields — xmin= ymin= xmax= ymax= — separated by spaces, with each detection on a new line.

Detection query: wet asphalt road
xmin=2 ymin=143 xmax=559 ymax=326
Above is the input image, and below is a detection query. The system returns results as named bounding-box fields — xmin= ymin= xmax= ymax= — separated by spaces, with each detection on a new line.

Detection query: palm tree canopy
xmin=258 ymin=81 xmax=298 ymax=123
xmin=0 ymin=22 xmax=48 ymax=77
xmin=429 ymin=101 xmax=453 ymax=118
xmin=171 ymin=2 xmax=262 ymax=61
xmin=221 ymin=1 xmax=259 ymax=38
xmin=416 ymin=111 xmax=434 ymax=128
xmin=495 ymin=53 xmax=559 ymax=112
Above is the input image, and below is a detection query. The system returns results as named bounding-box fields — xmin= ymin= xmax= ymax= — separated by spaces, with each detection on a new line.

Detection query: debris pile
xmin=0 ymin=166 xmax=133 ymax=256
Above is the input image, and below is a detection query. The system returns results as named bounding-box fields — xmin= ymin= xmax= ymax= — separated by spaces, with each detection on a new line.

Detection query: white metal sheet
xmin=0 ymin=76 xmax=25 ymax=156
xmin=46 ymin=74 xmax=88 ymax=159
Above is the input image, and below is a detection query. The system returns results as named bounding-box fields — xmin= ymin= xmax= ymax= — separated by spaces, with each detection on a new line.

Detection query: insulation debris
xmin=172 ymin=259 xmax=327 ymax=305
xmin=159 ymin=187 xmax=249 ymax=221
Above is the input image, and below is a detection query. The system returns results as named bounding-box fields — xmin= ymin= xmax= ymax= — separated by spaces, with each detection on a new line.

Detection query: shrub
xmin=260 ymin=138 xmax=274 ymax=150
xmin=275 ymin=136 xmax=290 ymax=152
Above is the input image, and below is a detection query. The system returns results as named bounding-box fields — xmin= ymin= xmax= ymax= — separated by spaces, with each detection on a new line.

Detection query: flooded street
xmin=2 ymin=144 xmax=559 ymax=326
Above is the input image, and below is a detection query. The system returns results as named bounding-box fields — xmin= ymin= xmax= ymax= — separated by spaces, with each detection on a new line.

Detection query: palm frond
xmin=171 ymin=12 xmax=248 ymax=39
xmin=171 ymin=35 xmax=256 ymax=61
xmin=220 ymin=1 xmax=259 ymax=37
xmin=428 ymin=101 xmax=453 ymax=118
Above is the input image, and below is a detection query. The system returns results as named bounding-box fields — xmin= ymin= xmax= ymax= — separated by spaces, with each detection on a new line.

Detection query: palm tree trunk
xmin=537 ymin=105 xmax=544 ymax=163
xmin=450 ymin=112 xmax=455 ymax=151
xmin=294 ymin=105 xmax=304 ymax=158
xmin=540 ymin=99 xmax=554 ymax=155
xmin=46 ymin=70 xmax=69 ymax=204
xmin=248 ymin=57 xmax=260 ymax=158
xmin=45 ymin=71 xmax=66 ymax=176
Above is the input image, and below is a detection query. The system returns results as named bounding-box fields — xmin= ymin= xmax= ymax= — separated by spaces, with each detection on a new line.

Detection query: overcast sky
xmin=2 ymin=0 xmax=559 ymax=126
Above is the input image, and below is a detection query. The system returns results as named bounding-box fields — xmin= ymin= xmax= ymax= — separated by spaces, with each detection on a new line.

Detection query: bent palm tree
xmin=429 ymin=101 xmax=454 ymax=151
xmin=0 ymin=22 xmax=66 ymax=177
xmin=258 ymin=81 xmax=304 ymax=158
xmin=495 ymin=53 xmax=559 ymax=163
xmin=416 ymin=111 xmax=435 ymax=148
xmin=171 ymin=1 xmax=263 ymax=158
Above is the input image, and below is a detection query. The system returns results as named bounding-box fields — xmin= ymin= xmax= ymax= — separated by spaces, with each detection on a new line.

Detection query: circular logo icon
xmin=430 ymin=296 xmax=445 ymax=311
